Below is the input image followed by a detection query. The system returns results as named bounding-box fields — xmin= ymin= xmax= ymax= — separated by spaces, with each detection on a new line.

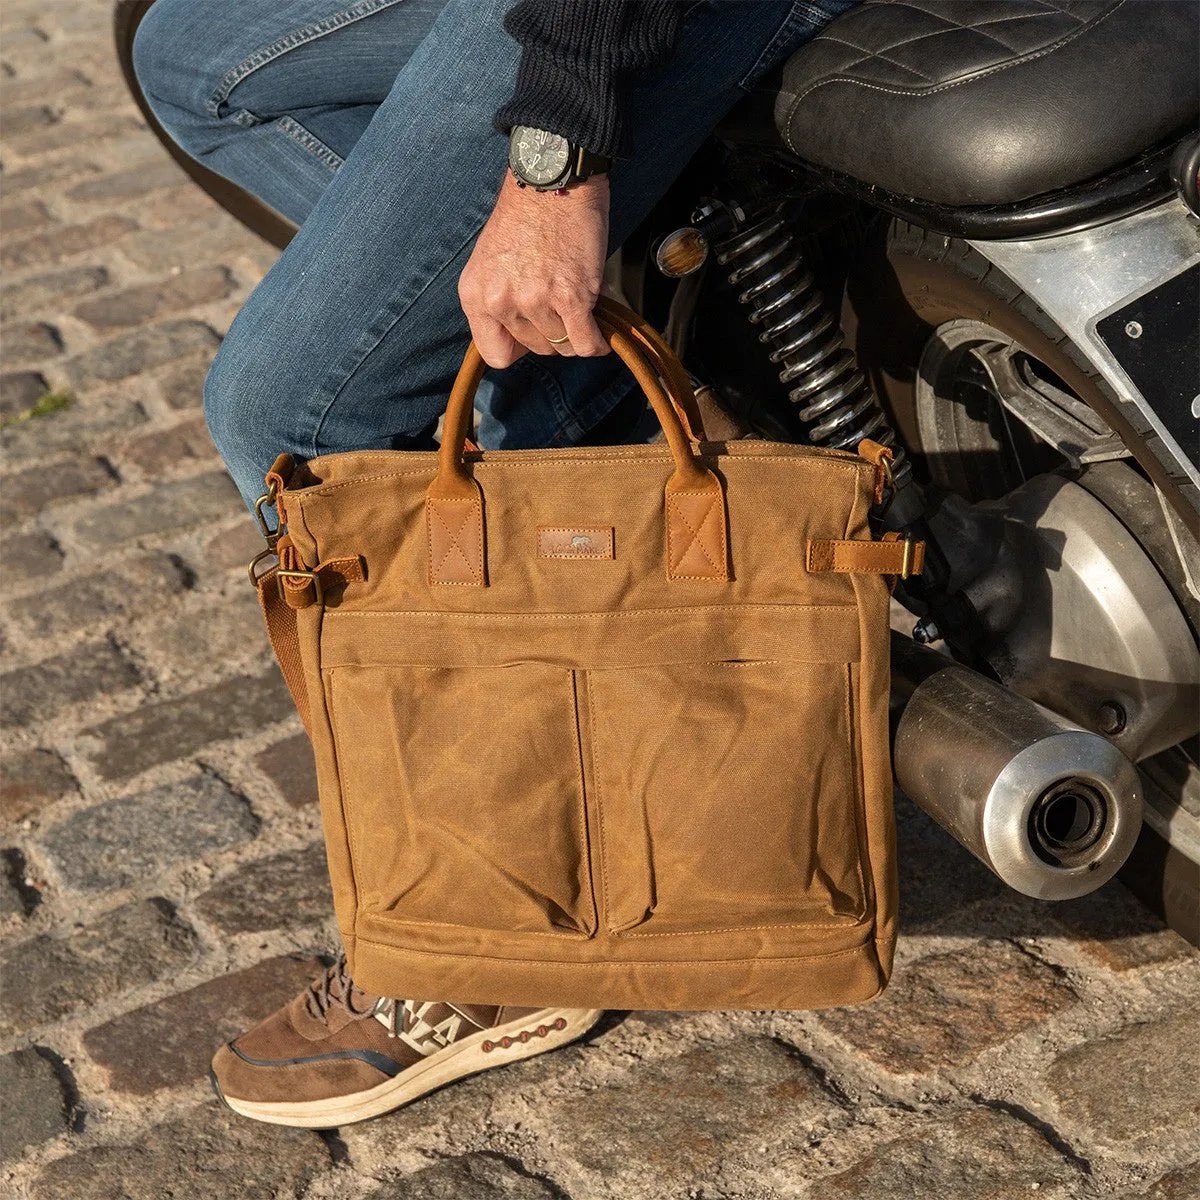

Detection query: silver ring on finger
xmin=547 ymin=334 xmax=570 ymax=345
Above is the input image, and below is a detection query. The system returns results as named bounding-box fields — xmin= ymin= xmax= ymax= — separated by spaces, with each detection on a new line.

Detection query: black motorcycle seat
xmin=773 ymin=0 xmax=1199 ymax=208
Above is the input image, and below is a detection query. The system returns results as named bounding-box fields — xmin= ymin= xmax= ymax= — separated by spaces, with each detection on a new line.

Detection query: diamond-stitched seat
xmin=773 ymin=0 xmax=1199 ymax=206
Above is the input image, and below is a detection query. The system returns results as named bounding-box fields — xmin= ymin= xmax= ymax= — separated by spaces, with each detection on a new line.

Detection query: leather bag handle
xmin=426 ymin=298 xmax=729 ymax=586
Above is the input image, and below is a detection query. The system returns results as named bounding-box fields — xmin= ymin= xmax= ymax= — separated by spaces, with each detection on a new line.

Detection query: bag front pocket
xmin=328 ymin=663 xmax=595 ymax=937
xmin=585 ymin=659 xmax=867 ymax=936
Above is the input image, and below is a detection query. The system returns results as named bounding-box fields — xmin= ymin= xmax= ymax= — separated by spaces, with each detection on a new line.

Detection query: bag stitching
xmin=426 ymin=496 xmax=483 ymax=585
xmin=842 ymin=659 xmax=870 ymax=917
xmin=666 ymin=490 xmax=722 ymax=576
xmin=569 ymin=670 xmax=600 ymax=937
xmin=324 ymin=604 xmax=860 ymax=619
xmin=353 ymin=930 xmax=878 ymax=967
xmin=293 ymin=456 xmax=870 ymax=499
xmin=584 ymin=671 xmax=616 ymax=936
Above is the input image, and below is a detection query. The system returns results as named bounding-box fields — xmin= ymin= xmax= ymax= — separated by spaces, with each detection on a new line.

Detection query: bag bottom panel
xmin=348 ymin=927 xmax=892 ymax=1011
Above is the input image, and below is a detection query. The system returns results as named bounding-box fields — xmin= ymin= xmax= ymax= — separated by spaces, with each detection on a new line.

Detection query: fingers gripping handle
xmin=427 ymin=301 xmax=729 ymax=586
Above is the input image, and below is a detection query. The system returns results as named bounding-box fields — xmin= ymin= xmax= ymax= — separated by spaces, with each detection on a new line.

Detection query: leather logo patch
xmin=537 ymin=527 xmax=614 ymax=560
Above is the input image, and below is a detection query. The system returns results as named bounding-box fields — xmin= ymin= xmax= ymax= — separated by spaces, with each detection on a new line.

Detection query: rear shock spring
xmin=714 ymin=204 xmax=911 ymax=487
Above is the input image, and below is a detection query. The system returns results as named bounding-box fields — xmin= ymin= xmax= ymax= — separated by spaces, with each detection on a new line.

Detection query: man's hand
xmin=458 ymin=169 xmax=612 ymax=368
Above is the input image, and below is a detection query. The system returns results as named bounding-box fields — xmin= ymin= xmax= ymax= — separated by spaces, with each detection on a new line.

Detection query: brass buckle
xmin=247 ymin=548 xmax=276 ymax=587
xmin=254 ymin=480 xmax=279 ymax=547
xmin=277 ymin=567 xmax=322 ymax=605
xmin=899 ymin=535 xmax=917 ymax=580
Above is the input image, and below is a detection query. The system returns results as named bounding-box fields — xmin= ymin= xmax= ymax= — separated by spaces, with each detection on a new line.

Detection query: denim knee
xmin=131 ymin=0 xmax=223 ymax=153
xmin=202 ymin=330 xmax=293 ymax=514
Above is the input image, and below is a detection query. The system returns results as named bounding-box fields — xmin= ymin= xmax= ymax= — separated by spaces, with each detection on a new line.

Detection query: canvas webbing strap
xmin=254 ymin=564 xmax=312 ymax=736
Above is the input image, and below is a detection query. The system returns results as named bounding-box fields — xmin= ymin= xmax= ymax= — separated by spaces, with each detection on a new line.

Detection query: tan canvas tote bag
xmin=248 ymin=297 xmax=925 ymax=1011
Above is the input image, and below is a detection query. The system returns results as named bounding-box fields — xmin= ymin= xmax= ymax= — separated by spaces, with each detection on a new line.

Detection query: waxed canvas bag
xmin=249 ymin=297 xmax=925 ymax=1011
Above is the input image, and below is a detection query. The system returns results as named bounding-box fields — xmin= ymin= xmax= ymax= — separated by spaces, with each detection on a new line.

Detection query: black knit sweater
xmin=493 ymin=0 xmax=689 ymax=160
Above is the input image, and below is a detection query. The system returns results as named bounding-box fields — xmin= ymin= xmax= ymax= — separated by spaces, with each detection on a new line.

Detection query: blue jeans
xmin=133 ymin=0 xmax=854 ymax=513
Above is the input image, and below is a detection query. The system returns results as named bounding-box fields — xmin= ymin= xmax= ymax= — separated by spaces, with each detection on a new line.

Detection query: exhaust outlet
xmin=890 ymin=635 xmax=1143 ymax=900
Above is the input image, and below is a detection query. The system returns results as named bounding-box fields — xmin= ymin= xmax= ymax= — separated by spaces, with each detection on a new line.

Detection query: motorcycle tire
xmin=848 ymin=218 xmax=1200 ymax=947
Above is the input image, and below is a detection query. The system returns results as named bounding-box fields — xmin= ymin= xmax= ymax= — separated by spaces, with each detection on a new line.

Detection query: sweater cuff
xmin=493 ymin=51 xmax=627 ymax=159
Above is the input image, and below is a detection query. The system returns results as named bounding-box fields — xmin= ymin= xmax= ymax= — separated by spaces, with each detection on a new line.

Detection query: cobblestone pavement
xmin=2 ymin=4 xmax=1199 ymax=1198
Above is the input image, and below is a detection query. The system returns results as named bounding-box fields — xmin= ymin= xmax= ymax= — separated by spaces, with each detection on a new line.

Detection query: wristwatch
xmin=508 ymin=125 xmax=612 ymax=192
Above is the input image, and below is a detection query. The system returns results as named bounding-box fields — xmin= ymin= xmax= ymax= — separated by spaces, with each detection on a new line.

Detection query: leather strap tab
xmin=665 ymin=481 xmax=728 ymax=581
xmin=276 ymin=534 xmax=365 ymax=609
xmin=807 ymin=533 xmax=925 ymax=578
xmin=427 ymin=494 xmax=486 ymax=586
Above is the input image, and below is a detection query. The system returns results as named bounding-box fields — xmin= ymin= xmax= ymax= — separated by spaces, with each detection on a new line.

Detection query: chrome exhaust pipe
xmin=890 ymin=634 xmax=1143 ymax=900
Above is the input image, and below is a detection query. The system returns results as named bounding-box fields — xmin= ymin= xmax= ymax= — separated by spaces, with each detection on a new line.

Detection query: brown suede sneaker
xmin=210 ymin=955 xmax=603 ymax=1128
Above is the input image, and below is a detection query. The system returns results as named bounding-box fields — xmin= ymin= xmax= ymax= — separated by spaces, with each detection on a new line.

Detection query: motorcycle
xmin=115 ymin=0 xmax=1200 ymax=945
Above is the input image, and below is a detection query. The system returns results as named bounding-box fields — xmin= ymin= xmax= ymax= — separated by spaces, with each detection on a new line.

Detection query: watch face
xmin=511 ymin=127 xmax=571 ymax=186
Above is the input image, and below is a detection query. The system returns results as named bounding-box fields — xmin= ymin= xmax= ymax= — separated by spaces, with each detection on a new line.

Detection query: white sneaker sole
xmin=216 ymin=1007 xmax=604 ymax=1128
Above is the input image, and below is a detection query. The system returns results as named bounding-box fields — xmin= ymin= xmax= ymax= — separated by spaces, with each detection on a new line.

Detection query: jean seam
xmin=276 ymin=114 xmax=345 ymax=170
xmin=205 ymin=0 xmax=410 ymax=118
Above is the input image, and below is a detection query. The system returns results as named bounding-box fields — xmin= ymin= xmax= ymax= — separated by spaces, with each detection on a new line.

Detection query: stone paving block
xmin=2 ymin=214 xmax=138 ymax=271
xmin=83 ymin=954 xmax=323 ymax=1093
xmin=203 ymin=521 xmax=266 ymax=570
xmin=545 ymin=1038 xmax=840 ymax=1193
xmin=0 ymin=1048 xmax=70 ymax=1163
xmin=39 ymin=773 xmax=259 ymax=892
xmin=3 ymin=104 xmax=59 ymax=136
xmin=371 ymin=1152 xmax=566 ymax=1200
xmin=4 ymin=453 xmax=114 ymax=522
xmin=0 ymin=898 xmax=196 ymax=1037
xmin=1049 ymin=880 xmax=1193 ymax=972
xmin=255 ymin=733 xmax=319 ymax=809
xmin=1143 ymin=1162 xmax=1200 ymax=1198
xmin=64 ymin=319 xmax=219 ymax=391
xmin=69 ymin=470 xmax=239 ymax=548
xmin=0 ymin=529 xmax=64 ymax=588
xmin=118 ymin=215 xmax=269 ymax=274
xmin=122 ymin=414 xmax=218 ymax=476
xmin=0 ymin=640 xmax=139 ymax=729
xmin=0 ymin=67 xmax=87 ymax=107
xmin=1 ymin=113 xmax=144 ymax=160
xmin=195 ymin=842 xmax=332 ymax=935
xmin=0 ymin=747 xmax=77 ymax=823
xmin=816 ymin=939 xmax=1076 ymax=1074
xmin=84 ymin=669 xmax=293 ymax=781
xmin=138 ymin=185 xmax=230 ymax=231
xmin=1047 ymin=1008 xmax=1200 ymax=1146
xmin=0 ymin=369 xmax=48 ymax=416
xmin=135 ymin=591 xmax=269 ymax=679
xmin=816 ymin=1106 xmax=1078 ymax=1199
xmin=75 ymin=267 xmax=235 ymax=331
xmin=0 ymin=264 xmax=108 ymax=323
xmin=3 ymin=319 xmax=63 ymax=362
xmin=28 ymin=1100 xmax=329 ymax=1200
xmin=4 ymin=553 xmax=189 ymax=639
xmin=157 ymin=354 xmax=211 ymax=410
xmin=0 ymin=157 xmax=100 ymax=198
xmin=0 ymin=197 xmax=52 ymax=236
xmin=65 ymin=159 xmax=187 ymax=203
xmin=0 ymin=24 xmax=49 ymax=48
xmin=1 ymin=395 xmax=148 ymax=461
